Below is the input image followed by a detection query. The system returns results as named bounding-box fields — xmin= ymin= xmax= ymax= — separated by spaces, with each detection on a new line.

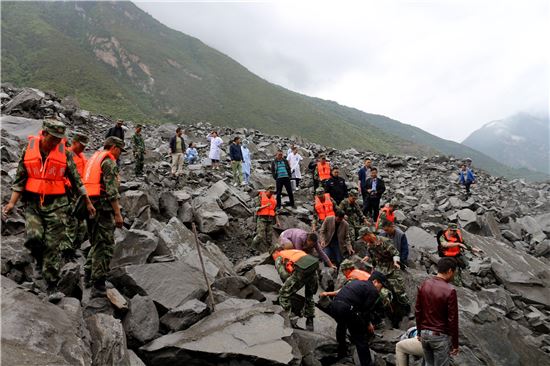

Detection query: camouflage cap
xmin=348 ymin=189 xmax=358 ymax=197
xmin=340 ymin=259 xmax=355 ymax=271
xmin=73 ymin=133 xmax=89 ymax=146
xmin=358 ymin=226 xmax=376 ymax=237
xmin=315 ymin=187 xmax=325 ymax=195
xmin=43 ymin=119 xmax=66 ymax=139
xmin=448 ymin=222 xmax=459 ymax=230
xmin=135 ymin=124 xmax=143 ymax=129
xmin=265 ymin=185 xmax=275 ymax=191
xmin=104 ymin=136 xmax=126 ymax=151
xmin=389 ymin=199 xmax=398 ymax=208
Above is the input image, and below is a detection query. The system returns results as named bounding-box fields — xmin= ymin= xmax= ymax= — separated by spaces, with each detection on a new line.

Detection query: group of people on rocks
xmin=2 ymin=118 xmax=481 ymax=366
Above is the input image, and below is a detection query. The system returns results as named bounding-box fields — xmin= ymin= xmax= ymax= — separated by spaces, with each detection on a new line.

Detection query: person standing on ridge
xmin=270 ymin=150 xmax=294 ymax=209
xmin=458 ymin=164 xmax=476 ymax=196
xmin=287 ymin=145 xmax=303 ymax=191
xmin=207 ymin=130 xmax=223 ymax=170
xmin=169 ymin=127 xmax=185 ymax=176
xmin=241 ymin=140 xmax=252 ymax=185
xmin=364 ymin=167 xmax=386 ymax=222
xmin=358 ymin=158 xmax=372 ymax=214
xmin=437 ymin=223 xmax=481 ymax=286
xmin=311 ymin=187 xmax=337 ymax=231
xmin=252 ymin=185 xmax=280 ymax=251
xmin=324 ymin=166 xmax=348 ymax=205
xmin=131 ymin=124 xmax=145 ymax=177
xmin=314 ymin=154 xmax=331 ymax=191
xmin=229 ymin=136 xmax=243 ymax=186
xmin=338 ymin=189 xmax=368 ymax=244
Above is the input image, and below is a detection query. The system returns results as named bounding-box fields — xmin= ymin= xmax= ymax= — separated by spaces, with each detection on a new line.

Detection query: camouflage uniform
xmin=312 ymin=196 xmax=337 ymax=230
xmin=85 ymin=157 xmax=120 ymax=282
xmin=132 ymin=132 xmax=145 ymax=176
xmin=275 ymin=254 xmax=319 ymax=318
xmin=367 ymin=236 xmax=409 ymax=306
xmin=338 ymin=197 xmax=366 ymax=241
xmin=252 ymin=194 xmax=276 ymax=251
xmin=11 ymin=145 xmax=87 ymax=284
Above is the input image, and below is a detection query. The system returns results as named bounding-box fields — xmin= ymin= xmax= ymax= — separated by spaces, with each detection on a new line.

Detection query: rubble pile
xmin=1 ymin=85 xmax=550 ymax=365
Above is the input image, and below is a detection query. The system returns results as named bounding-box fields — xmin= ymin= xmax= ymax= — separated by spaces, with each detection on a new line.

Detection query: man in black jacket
xmin=364 ymin=167 xmax=386 ymax=222
xmin=321 ymin=271 xmax=388 ymax=365
xmin=169 ymin=127 xmax=185 ymax=176
xmin=105 ymin=119 xmax=125 ymax=140
xmin=270 ymin=150 xmax=294 ymax=209
xmin=229 ymin=136 xmax=243 ymax=186
xmin=324 ymin=166 xmax=348 ymax=205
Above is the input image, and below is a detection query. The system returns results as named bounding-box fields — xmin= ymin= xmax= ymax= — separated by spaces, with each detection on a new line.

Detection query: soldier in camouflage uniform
xmin=132 ymin=124 xmax=145 ymax=176
xmin=252 ymin=185 xmax=280 ymax=252
xmin=2 ymin=119 xmax=96 ymax=301
xmin=338 ymin=189 xmax=369 ymax=254
xmin=359 ymin=226 xmax=410 ymax=327
xmin=84 ymin=136 xmax=124 ymax=297
xmin=273 ymin=249 xmax=319 ymax=331
xmin=439 ymin=222 xmax=482 ymax=286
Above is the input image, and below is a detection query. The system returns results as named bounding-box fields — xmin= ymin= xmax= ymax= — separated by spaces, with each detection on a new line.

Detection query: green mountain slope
xmin=2 ymin=1 xmax=546 ymax=181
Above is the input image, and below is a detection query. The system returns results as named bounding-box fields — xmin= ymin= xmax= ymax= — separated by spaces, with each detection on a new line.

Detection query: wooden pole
xmin=192 ymin=223 xmax=215 ymax=312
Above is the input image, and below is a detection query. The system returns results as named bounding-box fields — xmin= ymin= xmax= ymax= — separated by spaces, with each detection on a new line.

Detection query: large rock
xmin=0 ymin=115 xmax=43 ymax=139
xmin=207 ymin=180 xmax=252 ymax=218
xmin=405 ymin=226 xmax=436 ymax=254
xmin=109 ymin=261 xmax=214 ymax=312
xmin=111 ymin=229 xmax=159 ymax=268
xmin=457 ymin=208 xmax=480 ymax=232
xmin=192 ymin=195 xmax=229 ymax=234
xmin=245 ymin=264 xmax=283 ymax=293
xmin=1 ymin=88 xmax=45 ymax=115
xmin=1 ymin=277 xmax=92 ymax=366
xmin=123 ymin=295 xmax=159 ymax=346
xmin=58 ymin=262 xmax=83 ymax=299
xmin=212 ymin=276 xmax=266 ymax=301
xmin=86 ymin=313 xmax=131 ymax=366
xmin=159 ymin=299 xmax=209 ymax=332
xmin=141 ymin=303 xmax=298 ymax=366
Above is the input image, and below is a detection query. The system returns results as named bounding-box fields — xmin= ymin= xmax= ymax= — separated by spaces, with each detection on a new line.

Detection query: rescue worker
xmin=380 ymin=221 xmax=409 ymax=267
xmin=277 ymin=229 xmax=335 ymax=269
xmin=132 ymin=124 xmax=145 ymax=176
xmin=66 ymin=133 xmax=89 ymax=254
xmin=272 ymin=248 xmax=320 ymax=331
xmin=359 ymin=226 xmax=410 ymax=328
xmin=338 ymin=189 xmax=369 ymax=246
xmin=252 ymin=185 xmax=280 ymax=251
xmin=375 ymin=199 xmax=397 ymax=231
xmin=319 ymin=210 xmax=354 ymax=266
xmin=2 ymin=119 xmax=96 ymax=301
xmin=439 ymin=223 xmax=481 ymax=286
xmin=312 ymin=187 xmax=337 ymax=231
xmin=322 ymin=271 xmax=389 ymax=365
xmin=324 ymin=166 xmax=348 ymax=204
xmin=313 ymin=154 xmax=331 ymax=191
xmin=364 ymin=167 xmax=386 ymax=222
xmin=83 ymin=136 xmax=124 ymax=297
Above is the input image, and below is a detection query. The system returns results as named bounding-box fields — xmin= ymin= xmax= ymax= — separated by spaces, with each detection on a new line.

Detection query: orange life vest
xmin=317 ymin=162 xmax=331 ymax=181
xmin=441 ymin=229 xmax=464 ymax=257
xmin=315 ymin=194 xmax=335 ymax=221
xmin=257 ymin=191 xmax=276 ymax=217
xmin=272 ymin=249 xmax=307 ymax=274
xmin=83 ymin=150 xmax=115 ymax=197
xmin=65 ymin=147 xmax=87 ymax=188
xmin=23 ymin=135 xmax=67 ymax=196
xmin=346 ymin=269 xmax=371 ymax=281
xmin=376 ymin=206 xmax=395 ymax=229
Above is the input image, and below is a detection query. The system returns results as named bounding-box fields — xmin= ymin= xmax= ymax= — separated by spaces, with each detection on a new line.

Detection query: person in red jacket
xmin=415 ymin=258 xmax=459 ymax=366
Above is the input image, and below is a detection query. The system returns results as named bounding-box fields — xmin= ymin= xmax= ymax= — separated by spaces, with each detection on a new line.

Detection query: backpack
xmin=436 ymin=229 xmax=445 ymax=257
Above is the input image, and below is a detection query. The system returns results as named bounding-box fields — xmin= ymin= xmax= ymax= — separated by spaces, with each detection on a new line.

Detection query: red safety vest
xmin=376 ymin=206 xmax=395 ymax=229
xmin=257 ymin=192 xmax=276 ymax=217
xmin=83 ymin=150 xmax=115 ymax=197
xmin=23 ymin=135 xmax=67 ymax=195
xmin=317 ymin=162 xmax=331 ymax=181
xmin=315 ymin=194 xmax=335 ymax=221
xmin=345 ymin=269 xmax=371 ymax=281
xmin=441 ymin=229 xmax=464 ymax=257
xmin=272 ymin=249 xmax=307 ymax=274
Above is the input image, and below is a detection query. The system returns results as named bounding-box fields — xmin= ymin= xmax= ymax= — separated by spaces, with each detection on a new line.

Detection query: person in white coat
xmin=207 ymin=130 xmax=223 ymax=170
xmin=287 ymin=145 xmax=303 ymax=191
xmin=241 ymin=140 xmax=252 ymax=185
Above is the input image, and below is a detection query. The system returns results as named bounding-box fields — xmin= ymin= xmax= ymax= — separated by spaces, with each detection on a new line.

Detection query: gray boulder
xmin=111 ymin=229 xmax=159 ymax=268
xmin=58 ymin=262 xmax=82 ymax=300
xmin=1 ymin=277 xmax=92 ymax=366
xmin=86 ymin=313 xmax=131 ymax=366
xmin=212 ymin=276 xmax=266 ymax=301
xmin=245 ymin=264 xmax=283 ymax=293
xmin=207 ymin=180 xmax=252 ymax=218
xmin=123 ymin=295 xmax=159 ymax=346
xmin=160 ymin=299 xmax=209 ymax=332
xmin=193 ymin=194 xmax=229 ymax=234
xmin=1 ymin=88 xmax=45 ymax=115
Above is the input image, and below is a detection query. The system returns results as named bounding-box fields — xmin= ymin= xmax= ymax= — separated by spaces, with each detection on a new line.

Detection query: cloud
xmin=136 ymin=0 xmax=549 ymax=142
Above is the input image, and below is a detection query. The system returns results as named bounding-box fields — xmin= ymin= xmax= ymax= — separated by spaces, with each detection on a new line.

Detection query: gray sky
xmin=137 ymin=0 xmax=549 ymax=142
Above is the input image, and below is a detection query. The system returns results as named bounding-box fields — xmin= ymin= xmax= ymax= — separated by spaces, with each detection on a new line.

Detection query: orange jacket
xmin=23 ymin=135 xmax=67 ymax=195
xmin=345 ymin=269 xmax=371 ymax=281
xmin=315 ymin=194 xmax=335 ymax=221
xmin=376 ymin=206 xmax=395 ymax=229
xmin=317 ymin=162 xmax=331 ymax=181
xmin=65 ymin=146 xmax=87 ymax=188
xmin=272 ymin=249 xmax=307 ymax=273
xmin=257 ymin=191 xmax=276 ymax=217
xmin=83 ymin=150 xmax=115 ymax=197
xmin=441 ymin=229 xmax=463 ymax=257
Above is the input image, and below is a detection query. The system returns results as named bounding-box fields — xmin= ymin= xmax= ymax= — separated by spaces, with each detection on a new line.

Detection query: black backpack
xmin=436 ymin=229 xmax=445 ymax=257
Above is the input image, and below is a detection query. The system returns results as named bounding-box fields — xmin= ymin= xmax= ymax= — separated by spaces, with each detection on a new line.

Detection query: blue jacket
xmin=229 ymin=143 xmax=243 ymax=161
xmin=459 ymin=169 xmax=475 ymax=184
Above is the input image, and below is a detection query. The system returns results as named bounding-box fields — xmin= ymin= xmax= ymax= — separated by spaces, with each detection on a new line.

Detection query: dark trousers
xmin=463 ymin=181 xmax=472 ymax=194
xmin=276 ymin=177 xmax=294 ymax=208
xmin=364 ymin=196 xmax=380 ymax=222
xmin=329 ymin=300 xmax=372 ymax=366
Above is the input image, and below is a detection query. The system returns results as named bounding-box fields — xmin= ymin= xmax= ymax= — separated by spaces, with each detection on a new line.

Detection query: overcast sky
xmin=137 ymin=1 xmax=548 ymax=142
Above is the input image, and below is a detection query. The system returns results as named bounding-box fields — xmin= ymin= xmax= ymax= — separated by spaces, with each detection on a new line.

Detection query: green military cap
xmin=265 ymin=185 xmax=275 ymax=191
xmin=116 ymin=119 xmax=124 ymax=124
xmin=389 ymin=199 xmax=398 ymax=208
xmin=73 ymin=133 xmax=89 ymax=146
xmin=340 ymin=259 xmax=355 ymax=271
xmin=358 ymin=226 xmax=376 ymax=237
xmin=448 ymin=222 xmax=459 ymax=230
xmin=135 ymin=124 xmax=143 ymax=128
xmin=348 ymin=189 xmax=358 ymax=197
xmin=43 ymin=119 xmax=66 ymax=138
xmin=104 ymin=136 xmax=126 ymax=151
xmin=315 ymin=187 xmax=325 ymax=195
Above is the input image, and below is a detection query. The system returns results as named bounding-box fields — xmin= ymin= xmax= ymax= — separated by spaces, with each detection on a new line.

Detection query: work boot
xmin=91 ymin=279 xmax=107 ymax=298
xmin=46 ymin=282 xmax=64 ymax=303
xmin=289 ymin=315 xmax=300 ymax=329
xmin=305 ymin=317 xmax=314 ymax=332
